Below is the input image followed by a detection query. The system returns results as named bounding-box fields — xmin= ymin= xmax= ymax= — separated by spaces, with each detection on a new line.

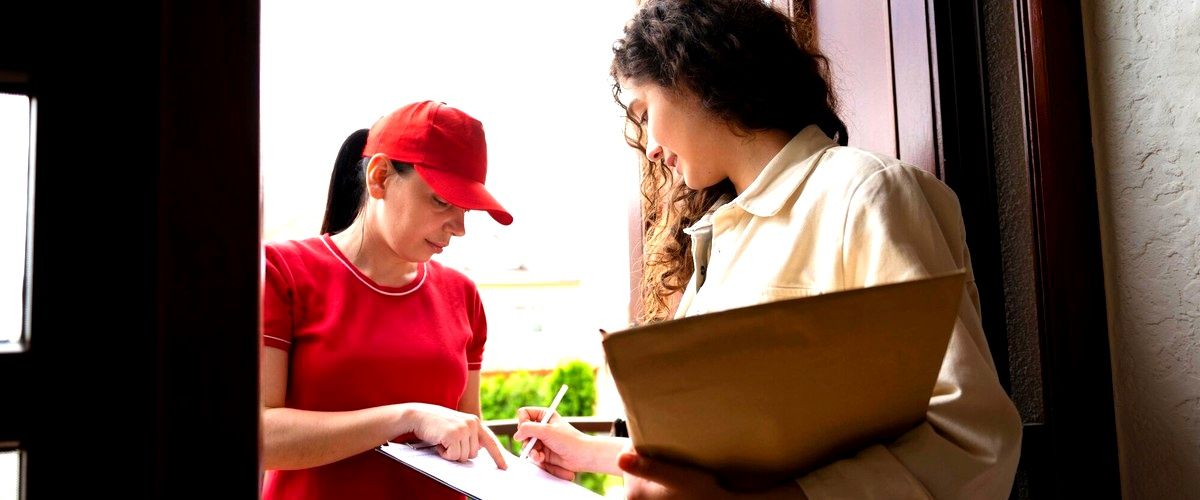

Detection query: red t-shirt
xmin=261 ymin=235 xmax=486 ymax=500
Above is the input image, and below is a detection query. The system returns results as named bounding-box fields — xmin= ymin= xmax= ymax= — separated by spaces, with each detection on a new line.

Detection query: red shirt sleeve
xmin=262 ymin=245 xmax=296 ymax=351
xmin=465 ymin=287 xmax=487 ymax=371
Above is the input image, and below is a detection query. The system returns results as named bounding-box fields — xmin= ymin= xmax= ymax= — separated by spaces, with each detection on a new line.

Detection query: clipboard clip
xmin=405 ymin=441 xmax=439 ymax=450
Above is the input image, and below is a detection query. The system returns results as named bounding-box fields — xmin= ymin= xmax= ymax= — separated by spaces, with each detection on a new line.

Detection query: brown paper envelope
xmin=602 ymin=271 xmax=965 ymax=485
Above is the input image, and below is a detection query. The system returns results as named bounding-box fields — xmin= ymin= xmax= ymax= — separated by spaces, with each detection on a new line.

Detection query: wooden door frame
xmin=0 ymin=1 xmax=261 ymax=496
xmin=1012 ymin=0 xmax=1121 ymax=496
xmin=929 ymin=0 xmax=1121 ymax=497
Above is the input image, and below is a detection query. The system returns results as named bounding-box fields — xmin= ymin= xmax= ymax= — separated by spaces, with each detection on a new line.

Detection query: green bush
xmin=542 ymin=360 xmax=598 ymax=419
xmin=480 ymin=360 xmax=609 ymax=494
xmin=480 ymin=370 xmax=544 ymax=423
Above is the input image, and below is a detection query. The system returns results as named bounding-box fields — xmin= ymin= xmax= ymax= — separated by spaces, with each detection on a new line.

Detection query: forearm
xmin=582 ymin=435 xmax=633 ymax=475
xmin=262 ymin=403 xmax=411 ymax=470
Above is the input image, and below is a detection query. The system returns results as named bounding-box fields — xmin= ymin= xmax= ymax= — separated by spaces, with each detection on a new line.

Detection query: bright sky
xmin=0 ymin=94 xmax=29 ymax=346
xmin=261 ymin=0 xmax=641 ymax=280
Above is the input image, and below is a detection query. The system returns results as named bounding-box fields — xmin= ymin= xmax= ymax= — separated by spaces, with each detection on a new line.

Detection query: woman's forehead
xmin=623 ymin=81 xmax=699 ymax=109
xmin=618 ymin=79 xmax=654 ymax=107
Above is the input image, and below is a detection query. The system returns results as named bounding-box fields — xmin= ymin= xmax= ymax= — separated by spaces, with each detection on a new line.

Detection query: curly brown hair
xmin=611 ymin=0 xmax=847 ymax=324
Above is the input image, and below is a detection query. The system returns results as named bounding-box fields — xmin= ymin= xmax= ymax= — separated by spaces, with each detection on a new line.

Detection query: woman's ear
xmin=364 ymin=153 xmax=392 ymax=199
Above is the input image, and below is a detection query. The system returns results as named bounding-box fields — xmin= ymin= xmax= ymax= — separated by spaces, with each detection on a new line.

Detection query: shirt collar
xmin=730 ymin=125 xmax=838 ymax=218
xmin=683 ymin=192 xmax=734 ymax=236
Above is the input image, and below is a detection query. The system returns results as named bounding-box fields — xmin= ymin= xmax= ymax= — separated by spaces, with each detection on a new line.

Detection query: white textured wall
xmin=1082 ymin=0 xmax=1200 ymax=498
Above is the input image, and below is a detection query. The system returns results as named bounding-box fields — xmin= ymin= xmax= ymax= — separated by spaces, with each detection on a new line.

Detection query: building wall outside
xmin=1082 ymin=1 xmax=1200 ymax=497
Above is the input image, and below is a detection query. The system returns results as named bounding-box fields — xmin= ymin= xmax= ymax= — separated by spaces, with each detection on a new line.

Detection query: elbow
xmin=971 ymin=397 xmax=1024 ymax=496
xmin=997 ymin=401 xmax=1023 ymax=477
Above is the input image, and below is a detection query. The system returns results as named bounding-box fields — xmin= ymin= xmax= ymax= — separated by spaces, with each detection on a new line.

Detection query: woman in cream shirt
xmin=515 ymin=0 xmax=1023 ymax=498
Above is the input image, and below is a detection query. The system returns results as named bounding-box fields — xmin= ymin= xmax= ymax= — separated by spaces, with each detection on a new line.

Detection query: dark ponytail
xmin=321 ymin=129 xmax=370 ymax=235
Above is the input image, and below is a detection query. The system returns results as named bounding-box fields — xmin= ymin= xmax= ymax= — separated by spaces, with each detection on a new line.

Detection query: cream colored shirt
xmin=677 ymin=125 xmax=1022 ymax=499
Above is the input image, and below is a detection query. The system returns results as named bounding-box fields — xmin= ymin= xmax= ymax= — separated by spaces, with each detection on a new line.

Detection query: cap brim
xmin=413 ymin=165 xmax=513 ymax=225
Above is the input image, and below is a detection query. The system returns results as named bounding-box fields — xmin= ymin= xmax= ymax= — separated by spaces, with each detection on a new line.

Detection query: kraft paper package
xmin=602 ymin=271 xmax=965 ymax=489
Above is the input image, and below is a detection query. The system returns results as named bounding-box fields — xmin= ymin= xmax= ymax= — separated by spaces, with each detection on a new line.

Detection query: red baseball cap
xmin=363 ymin=101 xmax=513 ymax=225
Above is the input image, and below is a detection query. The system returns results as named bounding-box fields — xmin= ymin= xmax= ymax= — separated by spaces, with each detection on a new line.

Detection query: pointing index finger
xmin=479 ymin=427 xmax=508 ymax=470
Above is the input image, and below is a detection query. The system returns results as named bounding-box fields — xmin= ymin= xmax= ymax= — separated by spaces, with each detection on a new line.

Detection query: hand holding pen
xmin=515 ymin=383 xmax=630 ymax=480
xmin=521 ymin=384 xmax=569 ymax=459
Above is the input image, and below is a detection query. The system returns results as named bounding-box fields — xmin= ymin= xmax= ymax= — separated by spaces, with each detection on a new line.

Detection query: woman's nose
xmin=447 ymin=209 xmax=466 ymax=237
xmin=647 ymin=140 xmax=664 ymax=162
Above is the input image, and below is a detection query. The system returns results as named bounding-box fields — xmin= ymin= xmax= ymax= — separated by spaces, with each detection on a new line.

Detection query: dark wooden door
xmin=0 ymin=1 xmax=262 ymax=497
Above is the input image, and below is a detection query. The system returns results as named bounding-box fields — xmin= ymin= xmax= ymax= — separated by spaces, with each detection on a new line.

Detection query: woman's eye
xmin=433 ymin=196 xmax=450 ymax=208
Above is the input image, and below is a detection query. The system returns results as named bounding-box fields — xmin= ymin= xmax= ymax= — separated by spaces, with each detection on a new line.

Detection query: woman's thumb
xmin=512 ymin=421 xmax=546 ymax=442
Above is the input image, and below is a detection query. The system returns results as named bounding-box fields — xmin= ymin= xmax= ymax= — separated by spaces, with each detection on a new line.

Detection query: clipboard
xmin=601 ymin=271 xmax=965 ymax=487
xmin=377 ymin=442 xmax=602 ymax=499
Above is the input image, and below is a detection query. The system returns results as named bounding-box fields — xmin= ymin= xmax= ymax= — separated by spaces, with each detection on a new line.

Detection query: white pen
xmin=520 ymin=384 xmax=569 ymax=460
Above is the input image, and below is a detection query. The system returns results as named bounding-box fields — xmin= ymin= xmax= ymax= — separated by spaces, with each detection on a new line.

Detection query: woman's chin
xmin=682 ymin=176 xmax=716 ymax=191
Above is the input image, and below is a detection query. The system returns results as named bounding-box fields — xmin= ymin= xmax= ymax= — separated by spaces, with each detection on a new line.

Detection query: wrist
xmin=391 ymin=403 xmax=417 ymax=436
xmin=582 ymin=434 xmax=630 ymax=475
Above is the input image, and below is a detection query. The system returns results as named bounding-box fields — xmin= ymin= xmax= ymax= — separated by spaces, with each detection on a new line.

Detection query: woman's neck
xmin=329 ymin=218 xmax=420 ymax=287
xmin=725 ymin=129 xmax=793 ymax=194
